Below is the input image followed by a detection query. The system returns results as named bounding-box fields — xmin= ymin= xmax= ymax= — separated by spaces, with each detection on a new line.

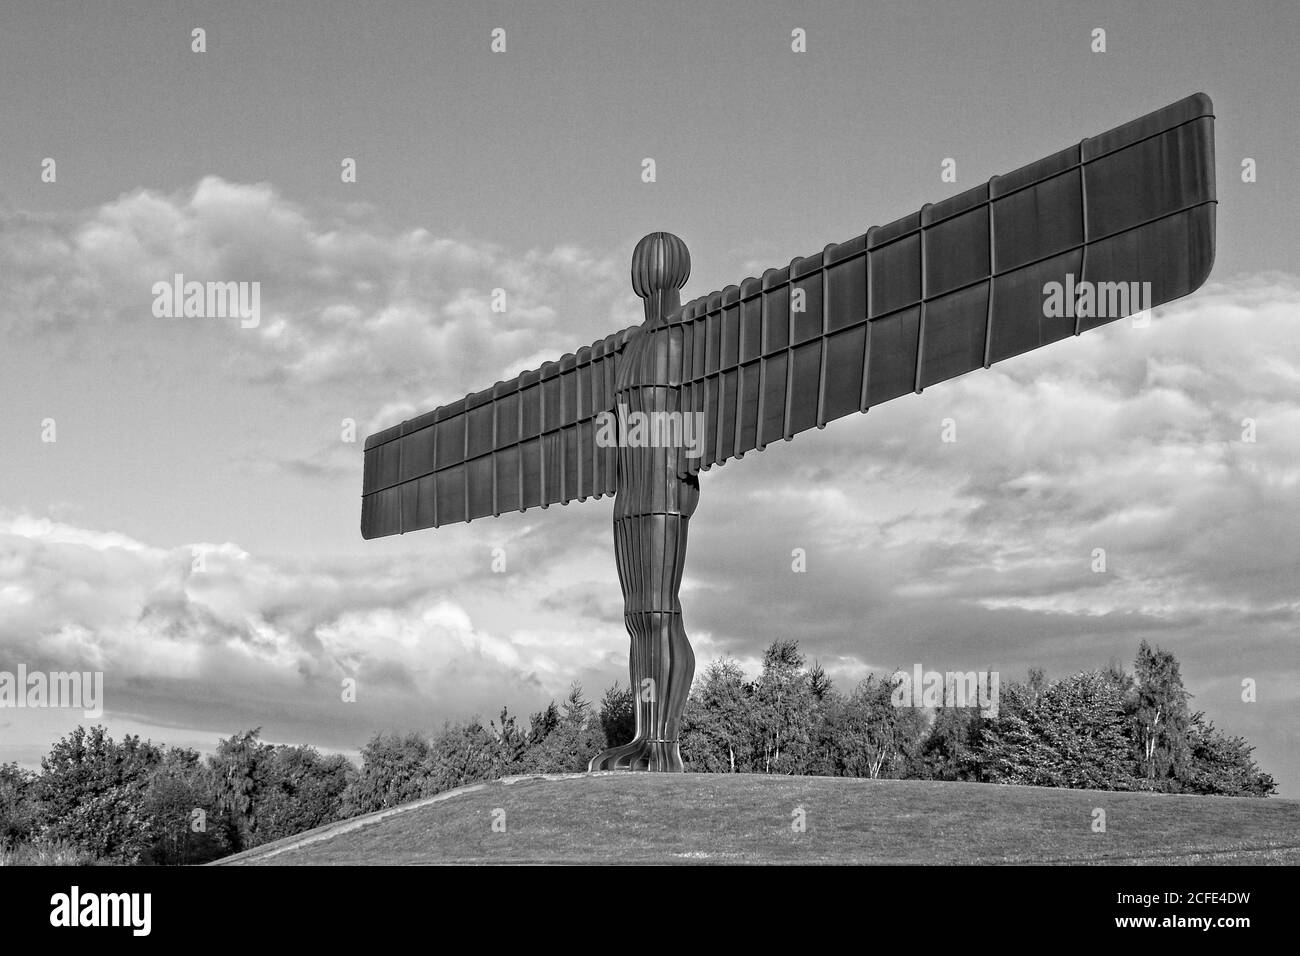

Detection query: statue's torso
xmin=612 ymin=325 xmax=699 ymax=519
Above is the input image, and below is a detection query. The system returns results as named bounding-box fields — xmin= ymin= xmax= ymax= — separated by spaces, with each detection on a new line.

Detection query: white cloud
xmin=0 ymin=508 xmax=613 ymax=750
xmin=0 ymin=177 xmax=639 ymax=423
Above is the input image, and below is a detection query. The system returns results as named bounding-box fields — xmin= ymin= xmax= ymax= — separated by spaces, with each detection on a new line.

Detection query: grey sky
xmin=1 ymin=0 xmax=1296 ymax=795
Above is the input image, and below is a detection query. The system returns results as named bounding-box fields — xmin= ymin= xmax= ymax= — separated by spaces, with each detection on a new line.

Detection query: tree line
xmin=0 ymin=640 xmax=1274 ymax=865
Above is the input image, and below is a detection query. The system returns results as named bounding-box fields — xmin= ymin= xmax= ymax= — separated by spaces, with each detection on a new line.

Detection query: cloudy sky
xmin=1 ymin=1 xmax=1297 ymax=795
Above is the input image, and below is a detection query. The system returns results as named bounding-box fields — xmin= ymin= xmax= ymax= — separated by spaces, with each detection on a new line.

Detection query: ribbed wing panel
xmin=361 ymin=328 xmax=633 ymax=537
xmin=679 ymin=92 xmax=1216 ymax=475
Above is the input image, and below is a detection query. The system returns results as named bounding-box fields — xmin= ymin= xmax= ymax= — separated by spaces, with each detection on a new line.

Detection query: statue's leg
xmin=589 ymin=478 xmax=698 ymax=772
xmin=586 ymin=514 xmax=646 ymax=772
xmin=622 ymin=512 xmax=695 ymax=772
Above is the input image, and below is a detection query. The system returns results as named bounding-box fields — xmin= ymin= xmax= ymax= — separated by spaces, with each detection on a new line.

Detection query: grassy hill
xmin=216 ymin=772 xmax=1300 ymax=865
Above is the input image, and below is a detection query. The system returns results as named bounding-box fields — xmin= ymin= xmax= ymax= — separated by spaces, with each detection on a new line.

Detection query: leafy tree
xmin=141 ymin=747 xmax=230 ymax=865
xmin=207 ymin=728 xmax=272 ymax=846
xmin=681 ymin=659 xmax=755 ymax=773
xmin=598 ymin=682 xmax=636 ymax=749
xmin=0 ymin=762 xmax=37 ymax=847
xmin=977 ymin=672 xmax=1136 ymax=790
xmin=809 ymin=662 xmax=833 ymax=702
xmin=1181 ymin=712 xmax=1276 ymax=796
xmin=805 ymin=665 xmax=844 ymax=776
xmin=204 ymin=730 xmax=352 ymax=848
xmin=529 ymin=701 xmax=561 ymax=741
xmin=838 ymin=674 xmax=926 ymax=779
xmin=916 ymin=705 xmax=985 ymax=781
xmin=254 ymin=746 xmax=351 ymax=842
xmin=1132 ymin=642 xmax=1192 ymax=790
xmin=560 ymin=682 xmax=591 ymax=724
xmin=422 ymin=720 xmax=509 ymax=791
xmin=341 ymin=731 xmax=432 ymax=816
xmin=33 ymin=725 xmax=164 ymax=863
xmin=491 ymin=707 xmax=529 ymax=768
xmin=754 ymin=640 xmax=817 ymax=774
xmin=1102 ymin=657 xmax=1136 ymax=702
xmin=515 ymin=684 xmax=606 ymax=773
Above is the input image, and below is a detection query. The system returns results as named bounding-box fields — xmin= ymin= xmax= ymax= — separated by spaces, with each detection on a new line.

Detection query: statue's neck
xmin=640 ymin=289 xmax=681 ymax=328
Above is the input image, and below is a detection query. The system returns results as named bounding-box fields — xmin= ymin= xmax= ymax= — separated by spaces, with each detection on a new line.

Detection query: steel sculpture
xmin=361 ymin=93 xmax=1217 ymax=771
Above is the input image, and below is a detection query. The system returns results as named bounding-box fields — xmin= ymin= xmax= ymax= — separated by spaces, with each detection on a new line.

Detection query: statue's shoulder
xmin=617 ymin=325 xmax=641 ymax=351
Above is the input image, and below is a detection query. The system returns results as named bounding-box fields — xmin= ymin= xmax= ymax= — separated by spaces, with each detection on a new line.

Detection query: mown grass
xmin=217 ymin=773 xmax=1300 ymax=865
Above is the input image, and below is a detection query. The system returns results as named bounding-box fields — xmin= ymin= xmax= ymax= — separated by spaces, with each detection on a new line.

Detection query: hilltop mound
xmin=216 ymin=772 xmax=1300 ymax=865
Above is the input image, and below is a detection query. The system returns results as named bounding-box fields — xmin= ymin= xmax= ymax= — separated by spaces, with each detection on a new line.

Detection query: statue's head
xmin=631 ymin=233 xmax=690 ymax=323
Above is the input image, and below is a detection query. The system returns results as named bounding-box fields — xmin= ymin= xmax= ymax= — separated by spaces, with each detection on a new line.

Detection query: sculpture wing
xmin=674 ymin=92 xmax=1216 ymax=476
xmin=361 ymin=327 xmax=635 ymax=538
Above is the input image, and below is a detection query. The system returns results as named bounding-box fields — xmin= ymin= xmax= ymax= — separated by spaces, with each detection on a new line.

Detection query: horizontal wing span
xmin=674 ymin=92 xmax=1216 ymax=476
xmin=361 ymin=327 xmax=633 ymax=538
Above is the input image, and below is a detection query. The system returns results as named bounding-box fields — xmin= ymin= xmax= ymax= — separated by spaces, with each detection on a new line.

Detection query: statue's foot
xmin=589 ymin=738 xmax=684 ymax=772
xmin=588 ymin=740 xmax=644 ymax=771
xmin=628 ymin=739 xmax=684 ymax=772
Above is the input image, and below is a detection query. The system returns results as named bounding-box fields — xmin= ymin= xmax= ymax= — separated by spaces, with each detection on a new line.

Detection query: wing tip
xmin=1186 ymin=90 xmax=1214 ymax=118
xmin=1188 ymin=205 xmax=1218 ymax=297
